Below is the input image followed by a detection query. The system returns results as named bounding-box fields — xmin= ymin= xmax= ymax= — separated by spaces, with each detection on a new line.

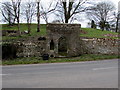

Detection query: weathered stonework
xmin=16 ymin=37 xmax=47 ymax=57
xmin=46 ymin=23 xmax=81 ymax=57
xmin=2 ymin=24 xmax=119 ymax=59
xmin=15 ymin=37 xmax=119 ymax=58
xmin=80 ymin=38 xmax=119 ymax=55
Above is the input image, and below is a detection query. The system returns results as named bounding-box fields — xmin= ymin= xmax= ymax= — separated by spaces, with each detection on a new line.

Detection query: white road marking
xmin=92 ymin=67 xmax=117 ymax=71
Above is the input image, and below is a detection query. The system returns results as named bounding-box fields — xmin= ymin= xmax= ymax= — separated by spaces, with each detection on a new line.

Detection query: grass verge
xmin=1 ymin=54 xmax=119 ymax=65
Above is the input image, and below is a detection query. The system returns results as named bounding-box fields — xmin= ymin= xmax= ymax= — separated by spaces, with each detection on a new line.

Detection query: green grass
xmin=2 ymin=24 xmax=46 ymax=41
xmin=1 ymin=54 xmax=119 ymax=65
xmin=1 ymin=24 xmax=119 ymax=41
xmin=81 ymin=28 xmax=118 ymax=39
xmin=2 ymin=24 xmax=46 ymax=35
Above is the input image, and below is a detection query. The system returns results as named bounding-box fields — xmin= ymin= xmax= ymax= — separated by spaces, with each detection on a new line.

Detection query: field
xmin=1 ymin=24 xmax=118 ymax=41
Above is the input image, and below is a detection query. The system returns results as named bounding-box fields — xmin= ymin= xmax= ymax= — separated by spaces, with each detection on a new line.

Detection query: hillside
xmin=80 ymin=28 xmax=118 ymax=39
xmin=1 ymin=24 xmax=118 ymax=41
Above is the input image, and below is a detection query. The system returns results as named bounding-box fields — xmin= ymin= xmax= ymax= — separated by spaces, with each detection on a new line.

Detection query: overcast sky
xmin=80 ymin=0 xmax=120 ymax=27
xmin=72 ymin=0 xmax=120 ymax=27
xmin=0 ymin=0 xmax=120 ymax=27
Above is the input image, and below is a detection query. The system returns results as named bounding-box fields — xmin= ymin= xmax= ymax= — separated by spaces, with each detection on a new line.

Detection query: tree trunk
xmin=37 ymin=2 xmax=40 ymax=32
xmin=65 ymin=19 xmax=69 ymax=23
xmin=17 ymin=19 xmax=21 ymax=36
xmin=28 ymin=23 xmax=31 ymax=34
xmin=115 ymin=15 xmax=119 ymax=32
xmin=17 ymin=3 xmax=21 ymax=36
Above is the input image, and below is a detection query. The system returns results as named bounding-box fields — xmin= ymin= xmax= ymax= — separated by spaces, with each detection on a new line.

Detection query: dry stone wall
xmin=11 ymin=36 xmax=48 ymax=58
xmin=81 ymin=38 xmax=119 ymax=55
xmin=15 ymin=38 xmax=119 ymax=58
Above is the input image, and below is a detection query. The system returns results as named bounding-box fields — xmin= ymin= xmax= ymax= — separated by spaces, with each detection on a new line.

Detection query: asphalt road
xmin=2 ymin=59 xmax=118 ymax=88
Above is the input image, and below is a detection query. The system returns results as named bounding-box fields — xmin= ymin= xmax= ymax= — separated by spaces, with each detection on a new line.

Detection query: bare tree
xmin=11 ymin=0 xmax=21 ymax=35
xmin=23 ymin=2 xmax=36 ymax=34
xmin=1 ymin=2 xmax=15 ymax=25
xmin=86 ymin=1 xmax=115 ymax=30
xmin=55 ymin=0 xmax=89 ymax=23
xmin=40 ymin=0 xmax=58 ymax=23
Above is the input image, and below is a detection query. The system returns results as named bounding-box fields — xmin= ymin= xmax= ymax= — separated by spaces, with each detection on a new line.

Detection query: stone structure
xmin=2 ymin=24 xmax=119 ymax=59
xmin=2 ymin=30 xmax=19 ymax=36
xmin=81 ymin=38 xmax=119 ymax=55
xmin=46 ymin=23 xmax=81 ymax=57
xmin=12 ymin=37 xmax=119 ymax=58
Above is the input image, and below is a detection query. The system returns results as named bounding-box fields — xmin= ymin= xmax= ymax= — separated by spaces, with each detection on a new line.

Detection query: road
xmin=2 ymin=59 xmax=118 ymax=88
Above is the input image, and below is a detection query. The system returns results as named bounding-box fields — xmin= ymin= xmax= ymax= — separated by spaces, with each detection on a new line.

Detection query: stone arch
xmin=58 ymin=37 xmax=67 ymax=56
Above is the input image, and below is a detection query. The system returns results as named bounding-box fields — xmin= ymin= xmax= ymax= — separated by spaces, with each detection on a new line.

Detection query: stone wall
xmin=80 ymin=38 xmax=119 ymax=55
xmin=16 ymin=41 xmax=46 ymax=57
xmin=2 ymin=37 xmax=119 ymax=59
xmin=15 ymin=37 xmax=48 ymax=57
xmin=2 ymin=30 xmax=19 ymax=36
xmin=15 ymin=38 xmax=119 ymax=58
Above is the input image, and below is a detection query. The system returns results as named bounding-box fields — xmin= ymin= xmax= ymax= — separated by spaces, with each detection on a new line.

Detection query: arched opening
xmin=50 ymin=40 xmax=54 ymax=50
xmin=58 ymin=37 xmax=67 ymax=56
